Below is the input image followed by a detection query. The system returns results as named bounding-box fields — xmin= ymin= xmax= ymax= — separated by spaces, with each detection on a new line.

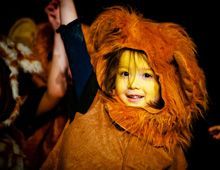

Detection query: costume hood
xmin=82 ymin=6 xmax=208 ymax=152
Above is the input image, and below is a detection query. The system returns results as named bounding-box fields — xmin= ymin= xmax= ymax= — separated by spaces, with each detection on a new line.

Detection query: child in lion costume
xmin=41 ymin=0 xmax=208 ymax=169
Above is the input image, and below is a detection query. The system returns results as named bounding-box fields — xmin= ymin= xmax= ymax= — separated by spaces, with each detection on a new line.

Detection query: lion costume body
xmin=41 ymin=6 xmax=207 ymax=170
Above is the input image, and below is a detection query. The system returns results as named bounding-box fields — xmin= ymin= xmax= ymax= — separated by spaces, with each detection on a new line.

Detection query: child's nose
xmin=129 ymin=75 xmax=140 ymax=89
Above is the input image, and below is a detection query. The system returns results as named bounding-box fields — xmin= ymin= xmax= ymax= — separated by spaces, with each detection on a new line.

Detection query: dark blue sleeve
xmin=58 ymin=19 xmax=98 ymax=113
xmin=58 ymin=19 xmax=93 ymax=98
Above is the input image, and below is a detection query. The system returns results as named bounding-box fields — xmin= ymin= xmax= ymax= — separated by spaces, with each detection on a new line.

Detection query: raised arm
xmin=37 ymin=0 xmax=69 ymax=115
xmin=59 ymin=0 xmax=98 ymax=112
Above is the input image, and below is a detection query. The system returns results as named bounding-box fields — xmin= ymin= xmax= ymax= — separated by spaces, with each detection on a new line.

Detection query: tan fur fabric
xmin=82 ymin=6 xmax=208 ymax=151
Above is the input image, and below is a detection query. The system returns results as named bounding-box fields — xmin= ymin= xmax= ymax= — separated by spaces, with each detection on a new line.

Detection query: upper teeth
xmin=127 ymin=95 xmax=142 ymax=99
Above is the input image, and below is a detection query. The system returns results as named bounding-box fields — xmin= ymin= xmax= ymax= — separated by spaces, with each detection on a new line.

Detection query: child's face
xmin=115 ymin=50 xmax=160 ymax=108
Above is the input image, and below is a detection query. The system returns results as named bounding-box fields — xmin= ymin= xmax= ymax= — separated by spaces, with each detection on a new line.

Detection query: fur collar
xmin=82 ymin=6 xmax=208 ymax=152
xmin=101 ymin=93 xmax=190 ymax=153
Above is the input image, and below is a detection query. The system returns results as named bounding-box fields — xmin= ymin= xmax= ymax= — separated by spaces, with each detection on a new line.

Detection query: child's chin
xmin=125 ymin=102 xmax=145 ymax=108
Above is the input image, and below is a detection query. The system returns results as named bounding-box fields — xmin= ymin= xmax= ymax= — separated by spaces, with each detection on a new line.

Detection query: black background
xmin=0 ymin=0 xmax=219 ymax=169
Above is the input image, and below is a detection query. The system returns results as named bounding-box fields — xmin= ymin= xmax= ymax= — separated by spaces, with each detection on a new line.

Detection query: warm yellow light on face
xmin=115 ymin=50 xmax=160 ymax=108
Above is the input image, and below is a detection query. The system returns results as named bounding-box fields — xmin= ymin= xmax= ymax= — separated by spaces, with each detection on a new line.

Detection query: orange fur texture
xmin=82 ymin=6 xmax=208 ymax=152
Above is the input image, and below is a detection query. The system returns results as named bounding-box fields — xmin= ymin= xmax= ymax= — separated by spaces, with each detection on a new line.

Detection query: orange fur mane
xmin=83 ymin=6 xmax=208 ymax=152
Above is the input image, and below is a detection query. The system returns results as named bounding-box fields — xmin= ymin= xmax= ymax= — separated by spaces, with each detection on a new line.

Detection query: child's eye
xmin=143 ymin=73 xmax=152 ymax=78
xmin=121 ymin=71 xmax=129 ymax=77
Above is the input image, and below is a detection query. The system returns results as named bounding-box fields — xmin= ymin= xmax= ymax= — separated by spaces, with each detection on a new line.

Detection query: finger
xmin=208 ymin=125 xmax=220 ymax=131
xmin=213 ymin=133 xmax=220 ymax=140
xmin=45 ymin=5 xmax=54 ymax=12
xmin=209 ymin=130 xmax=220 ymax=136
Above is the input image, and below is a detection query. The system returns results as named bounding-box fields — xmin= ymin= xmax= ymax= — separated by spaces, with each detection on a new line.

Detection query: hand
xmin=44 ymin=0 xmax=61 ymax=30
xmin=208 ymin=125 xmax=220 ymax=140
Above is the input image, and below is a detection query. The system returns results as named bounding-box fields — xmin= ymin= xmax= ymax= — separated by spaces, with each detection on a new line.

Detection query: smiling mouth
xmin=126 ymin=94 xmax=144 ymax=102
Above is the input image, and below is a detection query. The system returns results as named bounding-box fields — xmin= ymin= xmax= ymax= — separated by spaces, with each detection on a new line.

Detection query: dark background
xmin=0 ymin=0 xmax=219 ymax=169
